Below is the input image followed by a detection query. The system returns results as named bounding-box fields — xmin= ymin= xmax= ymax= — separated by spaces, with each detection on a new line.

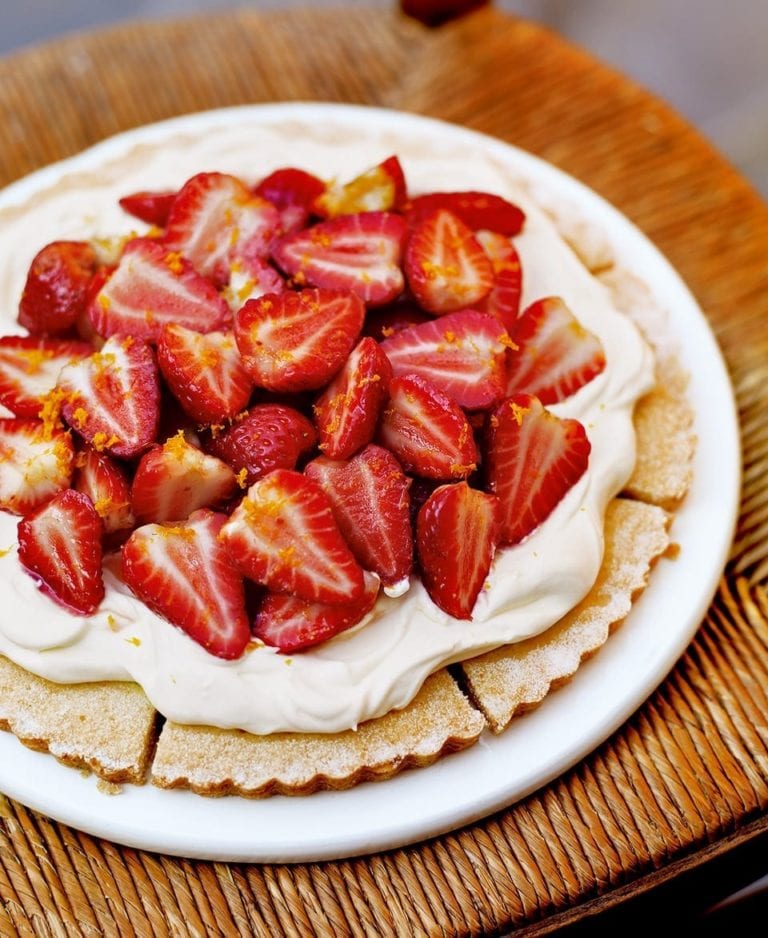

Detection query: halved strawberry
xmin=475 ymin=229 xmax=523 ymax=328
xmin=485 ymin=393 xmax=591 ymax=545
xmin=73 ymin=446 xmax=135 ymax=536
xmin=18 ymin=241 xmax=98 ymax=336
xmin=224 ymin=257 xmax=286 ymax=312
xmin=404 ymin=209 xmax=493 ymax=314
xmin=405 ymin=190 xmax=525 ymax=237
xmin=234 ymin=288 xmax=364 ymax=392
xmin=416 ymin=481 xmax=501 ymax=619
xmin=362 ymin=301 xmax=431 ymax=342
xmin=253 ymin=167 xmax=326 ymax=234
xmin=313 ymin=156 xmax=407 ymax=218
xmin=253 ymin=570 xmax=380 ymax=653
xmin=380 ymin=308 xmax=509 ymax=410
xmin=203 ymin=403 xmax=316 ymax=486
xmin=504 ymin=296 xmax=606 ymax=404
xmin=163 ymin=172 xmax=281 ymax=286
xmin=220 ymin=468 xmax=365 ymax=605
xmin=57 ymin=335 xmax=160 ymax=459
xmin=122 ymin=508 xmax=250 ymax=660
xmin=131 ymin=432 xmax=238 ymax=524
xmin=0 ymin=418 xmax=74 ymax=514
xmin=378 ymin=374 xmax=478 ymax=479
xmin=305 ymin=444 xmax=413 ymax=587
xmin=156 ymin=324 xmax=253 ymax=426
xmin=88 ymin=238 xmax=230 ymax=342
xmin=17 ymin=488 xmax=104 ymax=615
xmin=0 ymin=336 xmax=92 ymax=418
xmin=271 ymin=212 xmax=407 ymax=306
xmin=118 ymin=189 xmax=177 ymax=227
xmin=313 ymin=337 xmax=392 ymax=459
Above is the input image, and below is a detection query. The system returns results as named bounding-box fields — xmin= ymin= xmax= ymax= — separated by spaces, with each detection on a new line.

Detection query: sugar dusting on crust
xmin=598 ymin=267 xmax=696 ymax=509
xmin=0 ymin=655 xmax=157 ymax=783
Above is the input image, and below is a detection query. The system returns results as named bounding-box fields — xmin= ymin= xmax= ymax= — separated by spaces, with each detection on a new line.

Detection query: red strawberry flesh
xmin=122 ymin=508 xmax=250 ymax=659
xmin=305 ymin=444 xmax=413 ymax=587
xmin=378 ymin=374 xmax=478 ymax=479
xmin=416 ymin=481 xmax=501 ymax=619
xmin=204 ymin=403 xmax=316 ymax=486
xmin=0 ymin=336 xmax=92 ymax=418
xmin=253 ymin=570 xmax=380 ymax=653
xmin=486 ymin=393 xmax=591 ymax=545
xmin=272 ymin=211 xmax=407 ymax=306
xmin=404 ymin=208 xmax=493 ymax=314
xmin=57 ymin=335 xmax=161 ymax=459
xmin=0 ymin=417 xmax=74 ymax=515
xmin=17 ymin=488 xmax=104 ymax=615
xmin=380 ymin=308 xmax=509 ymax=410
xmin=234 ymin=288 xmax=364 ymax=392
xmin=220 ymin=468 xmax=365 ymax=605
xmin=313 ymin=336 xmax=392 ymax=459
xmin=18 ymin=241 xmax=98 ymax=336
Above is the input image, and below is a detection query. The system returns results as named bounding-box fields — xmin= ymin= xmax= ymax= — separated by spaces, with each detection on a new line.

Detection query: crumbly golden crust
xmin=151 ymin=669 xmax=484 ymax=797
xmin=459 ymin=498 xmax=672 ymax=732
xmin=0 ymin=655 xmax=157 ymax=783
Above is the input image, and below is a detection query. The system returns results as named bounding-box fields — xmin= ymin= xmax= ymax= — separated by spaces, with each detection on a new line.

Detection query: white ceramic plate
xmin=0 ymin=104 xmax=740 ymax=863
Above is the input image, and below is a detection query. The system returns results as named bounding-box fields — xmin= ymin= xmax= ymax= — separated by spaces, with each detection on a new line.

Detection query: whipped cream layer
xmin=0 ymin=112 xmax=655 ymax=734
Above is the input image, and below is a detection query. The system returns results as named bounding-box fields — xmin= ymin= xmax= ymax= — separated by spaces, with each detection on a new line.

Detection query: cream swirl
xmin=0 ymin=113 xmax=654 ymax=734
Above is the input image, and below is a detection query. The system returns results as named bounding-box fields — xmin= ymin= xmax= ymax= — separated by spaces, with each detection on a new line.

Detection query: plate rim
xmin=0 ymin=101 xmax=741 ymax=863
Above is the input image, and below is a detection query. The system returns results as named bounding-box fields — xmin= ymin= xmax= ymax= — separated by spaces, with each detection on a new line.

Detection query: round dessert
xmin=0 ymin=106 xmax=693 ymax=799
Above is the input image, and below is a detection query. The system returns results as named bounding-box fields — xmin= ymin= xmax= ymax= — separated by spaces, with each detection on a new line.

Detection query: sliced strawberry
xmin=313 ymin=156 xmax=407 ymax=218
xmin=0 ymin=336 xmax=92 ymax=418
xmin=224 ymin=257 xmax=286 ymax=312
xmin=131 ymin=432 xmax=238 ymax=524
xmin=163 ymin=172 xmax=281 ymax=286
xmin=57 ymin=335 xmax=160 ymax=459
xmin=380 ymin=308 xmax=508 ymax=410
xmin=313 ymin=337 xmax=392 ymax=459
xmin=234 ymin=288 xmax=364 ymax=392
xmin=504 ymin=296 xmax=606 ymax=404
xmin=203 ymin=403 xmax=316 ymax=486
xmin=253 ymin=570 xmax=380 ymax=653
xmin=122 ymin=509 xmax=250 ymax=660
xmin=406 ymin=190 xmax=525 ymax=237
xmin=253 ymin=167 xmax=326 ymax=234
xmin=272 ymin=212 xmax=407 ymax=306
xmin=73 ymin=446 xmax=135 ymax=536
xmin=220 ymin=468 xmax=365 ymax=604
xmin=157 ymin=324 xmax=253 ymax=426
xmin=475 ymin=229 xmax=523 ymax=328
xmin=306 ymin=444 xmax=413 ymax=587
xmin=486 ymin=393 xmax=591 ymax=545
xmin=18 ymin=241 xmax=98 ymax=336
xmin=362 ymin=301 xmax=431 ymax=342
xmin=0 ymin=418 xmax=74 ymax=514
xmin=416 ymin=481 xmax=501 ymax=619
xmin=118 ymin=190 xmax=177 ymax=227
xmin=88 ymin=238 xmax=230 ymax=342
xmin=404 ymin=209 xmax=493 ymax=314
xmin=378 ymin=374 xmax=478 ymax=479
xmin=17 ymin=488 xmax=104 ymax=615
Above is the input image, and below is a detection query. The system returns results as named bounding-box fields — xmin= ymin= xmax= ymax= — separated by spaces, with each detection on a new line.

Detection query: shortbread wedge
xmin=0 ymin=655 xmax=157 ymax=783
xmin=459 ymin=498 xmax=671 ymax=733
xmin=151 ymin=668 xmax=484 ymax=797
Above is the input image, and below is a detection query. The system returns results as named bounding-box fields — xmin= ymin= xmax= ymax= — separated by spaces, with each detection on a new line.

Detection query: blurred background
xmin=0 ymin=0 xmax=766 ymax=197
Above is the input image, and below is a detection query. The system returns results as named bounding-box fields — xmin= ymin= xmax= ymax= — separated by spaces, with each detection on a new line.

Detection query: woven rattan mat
xmin=1 ymin=7 xmax=767 ymax=935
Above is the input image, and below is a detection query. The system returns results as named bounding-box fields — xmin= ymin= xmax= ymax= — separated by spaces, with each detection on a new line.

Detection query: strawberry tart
xmin=0 ymin=110 xmax=693 ymax=796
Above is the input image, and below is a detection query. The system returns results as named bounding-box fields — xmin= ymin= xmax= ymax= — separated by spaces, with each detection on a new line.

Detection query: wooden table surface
xmin=1 ymin=6 xmax=767 ymax=935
